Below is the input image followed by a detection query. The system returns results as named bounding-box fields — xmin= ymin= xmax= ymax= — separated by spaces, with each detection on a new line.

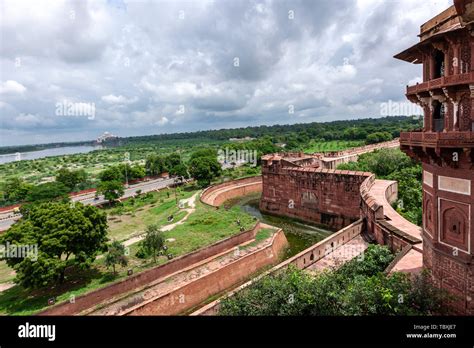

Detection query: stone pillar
xmin=442 ymin=102 xmax=449 ymax=131
xmin=444 ymin=48 xmax=450 ymax=77
xmin=453 ymin=101 xmax=459 ymax=131
xmin=429 ymin=102 xmax=435 ymax=132
xmin=423 ymin=54 xmax=429 ymax=81
xmin=429 ymin=53 xmax=436 ymax=80
xmin=453 ymin=43 xmax=460 ymax=75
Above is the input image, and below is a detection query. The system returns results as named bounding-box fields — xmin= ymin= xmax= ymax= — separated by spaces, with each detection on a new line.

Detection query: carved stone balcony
xmin=406 ymin=72 xmax=474 ymax=96
xmin=400 ymin=130 xmax=474 ymax=148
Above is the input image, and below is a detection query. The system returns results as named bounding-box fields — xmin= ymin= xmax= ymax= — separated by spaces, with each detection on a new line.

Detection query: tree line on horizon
xmin=0 ymin=116 xmax=421 ymax=154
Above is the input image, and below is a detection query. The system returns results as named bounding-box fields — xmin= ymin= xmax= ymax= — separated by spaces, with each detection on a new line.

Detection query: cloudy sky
xmin=0 ymin=0 xmax=451 ymax=146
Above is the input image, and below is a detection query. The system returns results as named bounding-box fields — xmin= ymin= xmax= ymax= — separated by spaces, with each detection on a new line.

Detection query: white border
xmin=438 ymin=175 xmax=471 ymax=196
xmin=423 ymin=170 xmax=433 ymax=188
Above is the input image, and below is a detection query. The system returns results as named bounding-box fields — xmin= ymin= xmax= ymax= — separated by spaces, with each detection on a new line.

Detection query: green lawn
xmin=303 ymin=140 xmax=364 ymax=154
xmin=106 ymin=187 xmax=198 ymax=242
xmin=0 ymin=261 xmax=15 ymax=284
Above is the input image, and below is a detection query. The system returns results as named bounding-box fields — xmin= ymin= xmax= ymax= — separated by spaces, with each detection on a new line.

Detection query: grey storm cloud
xmin=0 ymin=0 xmax=451 ymax=146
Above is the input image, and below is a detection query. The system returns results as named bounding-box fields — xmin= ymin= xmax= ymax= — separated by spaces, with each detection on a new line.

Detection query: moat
xmin=226 ymin=192 xmax=336 ymax=258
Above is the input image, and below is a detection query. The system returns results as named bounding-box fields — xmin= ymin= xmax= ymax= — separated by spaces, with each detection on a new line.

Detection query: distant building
xmin=96 ymin=131 xmax=118 ymax=144
xmin=229 ymin=136 xmax=255 ymax=142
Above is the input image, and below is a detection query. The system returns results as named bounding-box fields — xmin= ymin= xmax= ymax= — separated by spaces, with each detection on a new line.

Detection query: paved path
xmin=305 ymin=235 xmax=369 ymax=273
xmin=368 ymin=179 xmax=423 ymax=275
xmin=369 ymin=179 xmax=423 ymax=244
xmin=390 ymin=248 xmax=423 ymax=275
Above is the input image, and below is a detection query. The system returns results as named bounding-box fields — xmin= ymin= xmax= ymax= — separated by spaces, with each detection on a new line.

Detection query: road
xmin=0 ymin=177 xmax=179 ymax=231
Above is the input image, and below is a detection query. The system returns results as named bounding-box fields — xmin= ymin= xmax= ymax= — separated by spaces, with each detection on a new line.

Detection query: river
xmin=0 ymin=145 xmax=102 ymax=165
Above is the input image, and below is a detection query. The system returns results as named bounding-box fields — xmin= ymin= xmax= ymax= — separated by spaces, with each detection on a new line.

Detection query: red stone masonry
xmin=395 ymin=0 xmax=474 ymax=314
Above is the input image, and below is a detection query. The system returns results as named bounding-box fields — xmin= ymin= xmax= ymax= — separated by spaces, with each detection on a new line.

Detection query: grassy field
xmin=303 ymin=140 xmax=364 ymax=154
xmin=0 ymin=191 xmax=256 ymax=315
xmin=105 ymin=187 xmax=198 ymax=241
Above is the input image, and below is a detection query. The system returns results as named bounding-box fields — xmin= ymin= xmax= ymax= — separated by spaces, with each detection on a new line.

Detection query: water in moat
xmin=226 ymin=193 xmax=336 ymax=258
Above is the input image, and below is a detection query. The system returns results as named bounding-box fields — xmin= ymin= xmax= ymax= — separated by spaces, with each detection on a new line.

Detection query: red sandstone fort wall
xmin=260 ymin=166 xmax=370 ymax=230
xmin=200 ymin=176 xmax=262 ymax=206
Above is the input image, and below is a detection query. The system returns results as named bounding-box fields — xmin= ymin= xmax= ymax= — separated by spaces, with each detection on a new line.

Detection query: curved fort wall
xmin=200 ymin=176 xmax=262 ymax=206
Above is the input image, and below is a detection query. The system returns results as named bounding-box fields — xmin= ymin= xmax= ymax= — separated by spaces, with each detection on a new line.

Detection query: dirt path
xmin=0 ymin=282 xmax=15 ymax=292
xmin=305 ymin=235 xmax=369 ymax=273
xmin=122 ymin=191 xmax=199 ymax=247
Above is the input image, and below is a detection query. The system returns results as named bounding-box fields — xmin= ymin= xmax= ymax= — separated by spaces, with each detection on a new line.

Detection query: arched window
xmin=432 ymin=100 xmax=445 ymax=132
xmin=433 ymin=49 xmax=445 ymax=78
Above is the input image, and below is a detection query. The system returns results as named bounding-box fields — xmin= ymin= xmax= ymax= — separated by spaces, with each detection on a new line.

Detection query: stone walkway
xmin=305 ymin=235 xmax=369 ymax=273
xmin=389 ymin=248 xmax=423 ymax=275
xmin=369 ymin=179 xmax=423 ymax=244
xmin=368 ymin=179 xmax=423 ymax=275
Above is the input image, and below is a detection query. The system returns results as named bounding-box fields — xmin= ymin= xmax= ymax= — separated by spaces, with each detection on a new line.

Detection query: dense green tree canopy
xmin=0 ymin=202 xmax=108 ymax=288
xmin=145 ymin=154 xmax=168 ymax=176
xmin=97 ymin=180 xmax=124 ymax=203
xmin=0 ymin=177 xmax=32 ymax=203
xmin=26 ymin=181 xmax=69 ymax=202
xmin=219 ymin=245 xmax=451 ymax=316
xmin=56 ymin=168 xmax=87 ymax=191
xmin=188 ymin=154 xmax=221 ymax=187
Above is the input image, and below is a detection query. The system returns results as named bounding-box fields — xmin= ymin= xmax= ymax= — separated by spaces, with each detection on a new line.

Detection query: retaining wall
xmin=200 ymin=176 xmax=262 ymax=206
xmin=192 ymin=219 xmax=363 ymax=315
xmin=125 ymin=229 xmax=288 ymax=315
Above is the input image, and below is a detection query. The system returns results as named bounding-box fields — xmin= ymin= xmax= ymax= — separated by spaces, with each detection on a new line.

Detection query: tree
xmin=99 ymin=167 xmax=122 ymax=182
xmin=145 ymin=154 xmax=167 ymax=176
xmin=188 ymin=155 xmax=221 ymax=188
xmin=1 ymin=177 xmax=32 ymax=202
xmin=165 ymin=153 xmax=182 ymax=169
xmin=169 ymin=163 xmax=189 ymax=179
xmin=27 ymin=181 xmax=69 ymax=202
xmin=56 ymin=168 xmax=87 ymax=191
xmin=219 ymin=245 xmax=452 ymax=316
xmin=104 ymin=241 xmax=128 ymax=275
xmin=97 ymin=180 xmax=124 ymax=204
xmin=141 ymin=224 xmax=165 ymax=263
xmin=0 ymin=202 xmax=108 ymax=288
xmin=366 ymin=131 xmax=393 ymax=144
